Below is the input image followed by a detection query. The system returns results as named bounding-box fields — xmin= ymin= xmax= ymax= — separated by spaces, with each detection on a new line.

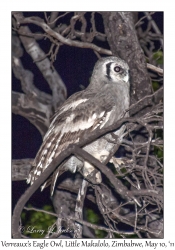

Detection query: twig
xmin=147 ymin=63 xmax=163 ymax=75
xmin=48 ymin=12 xmax=70 ymax=25
xmin=144 ymin=12 xmax=163 ymax=47
xmin=24 ymin=206 xmax=135 ymax=235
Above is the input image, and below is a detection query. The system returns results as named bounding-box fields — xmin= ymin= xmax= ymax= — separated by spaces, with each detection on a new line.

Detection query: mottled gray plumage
xmin=27 ymin=56 xmax=130 ymax=195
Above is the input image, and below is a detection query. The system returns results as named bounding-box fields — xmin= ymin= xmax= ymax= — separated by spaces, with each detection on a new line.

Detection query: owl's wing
xmin=27 ymin=87 xmax=115 ymax=189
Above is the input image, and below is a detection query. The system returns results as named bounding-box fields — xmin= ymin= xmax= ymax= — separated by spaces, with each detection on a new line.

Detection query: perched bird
xmin=27 ymin=56 xmax=130 ymax=195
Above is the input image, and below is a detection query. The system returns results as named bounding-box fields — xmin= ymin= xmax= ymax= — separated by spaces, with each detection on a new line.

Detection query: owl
xmin=27 ymin=56 xmax=130 ymax=195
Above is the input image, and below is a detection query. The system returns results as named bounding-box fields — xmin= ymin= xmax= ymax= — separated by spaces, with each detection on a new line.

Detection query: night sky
xmin=12 ymin=12 xmax=163 ymax=210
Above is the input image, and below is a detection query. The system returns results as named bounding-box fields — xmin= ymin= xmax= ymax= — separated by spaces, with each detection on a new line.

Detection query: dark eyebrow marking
xmin=106 ymin=62 xmax=112 ymax=80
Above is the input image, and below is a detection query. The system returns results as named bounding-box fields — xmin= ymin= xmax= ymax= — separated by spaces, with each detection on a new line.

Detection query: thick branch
xmin=12 ymin=159 xmax=33 ymax=181
xmin=74 ymin=179 xmax=88 ymax=238
xmin=12 ymin=55 xmax=52 ymax=105
xmin=12 ymin=91 xmax=50 ymax=137
xmin=18 ymin=25 xmax=67 ymax=110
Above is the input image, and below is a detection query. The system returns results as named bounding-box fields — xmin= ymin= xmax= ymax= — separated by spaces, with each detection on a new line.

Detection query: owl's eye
xmin=114 ymin=66 xmax=121 ymax=72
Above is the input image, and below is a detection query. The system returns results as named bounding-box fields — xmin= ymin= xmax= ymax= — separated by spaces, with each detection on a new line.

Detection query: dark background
xmin=12 ymin=12 xmax=163 ymax=210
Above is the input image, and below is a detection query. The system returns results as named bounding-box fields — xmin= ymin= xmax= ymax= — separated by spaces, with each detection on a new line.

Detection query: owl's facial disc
xmin=105 ymin=61 xmax=129 ymax=83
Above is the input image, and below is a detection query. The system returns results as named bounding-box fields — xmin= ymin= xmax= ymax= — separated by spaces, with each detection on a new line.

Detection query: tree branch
xmin=12 ymin=159 xmax=33 ymax=181
xmin=12 ymin=91 xmax=50 ymax=137
xmin=13 ymin=13 xmax=112 ymax=56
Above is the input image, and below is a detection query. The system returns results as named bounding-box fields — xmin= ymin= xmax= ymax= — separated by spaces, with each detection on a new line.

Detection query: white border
xmin=0 ymin=1 xmax=173 ymax=247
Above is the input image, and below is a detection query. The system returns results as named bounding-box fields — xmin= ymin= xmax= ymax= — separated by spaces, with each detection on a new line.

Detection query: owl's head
xmin=90 ymin=56 xmax=130 ymax=87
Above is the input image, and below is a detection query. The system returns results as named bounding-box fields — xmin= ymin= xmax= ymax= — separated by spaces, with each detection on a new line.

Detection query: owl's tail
xmin=26 ymin=132 xmax=61 ymax=185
